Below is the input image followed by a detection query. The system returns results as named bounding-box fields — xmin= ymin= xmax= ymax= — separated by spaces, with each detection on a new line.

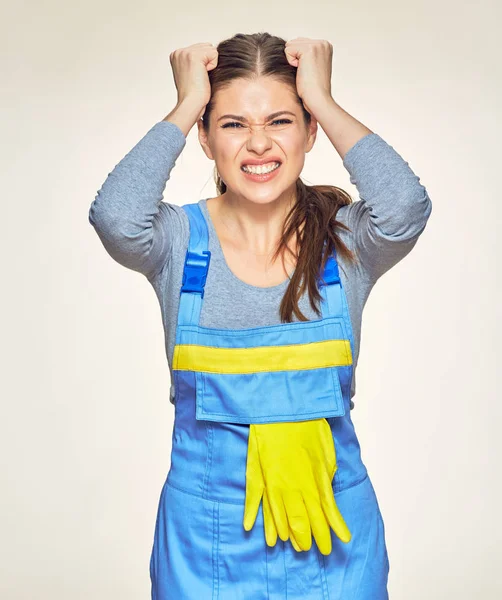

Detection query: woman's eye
xmin=221 ymin=119 xmax=292 ymax=129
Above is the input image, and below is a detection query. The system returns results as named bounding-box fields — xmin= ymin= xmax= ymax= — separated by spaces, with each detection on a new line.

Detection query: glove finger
xmin=283 ymin=489 xmax=312 ymax=551
xmin=303 ymin=489 xmax=332 ymax=555
xmin=264 ymin=490 xmax=301 ymax=551
xmin=289 ymin=526 xmax=302 ymax=552
xmin=318 ymin=474 xmax=352 ymax=544
xmin=243 ymin=427 xmax=264 ymax=531
xmin=268 ymin=490 xmax=290 ymax=542
xmin=263 ymin=488 xmax=278 ymax=547
xmin=243 ymin=482 xmax=263 ymax=531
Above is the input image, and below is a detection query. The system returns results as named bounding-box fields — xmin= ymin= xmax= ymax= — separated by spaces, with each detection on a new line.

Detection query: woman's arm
xmin=88 ymin=114 xmax=188 ymax=279
xmin=312 ymin=97 xmax=433 ymax=282
xmin=89 ymin=43 xmax=214 ymax=279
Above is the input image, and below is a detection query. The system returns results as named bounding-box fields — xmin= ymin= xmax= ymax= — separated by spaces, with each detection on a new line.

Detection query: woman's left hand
xmin=284 ymin=37 xmax=334 ymax=116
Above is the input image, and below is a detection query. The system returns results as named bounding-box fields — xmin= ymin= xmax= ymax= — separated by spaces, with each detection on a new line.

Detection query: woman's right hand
xmin=169 ymin=42 xmax=218 ymax=121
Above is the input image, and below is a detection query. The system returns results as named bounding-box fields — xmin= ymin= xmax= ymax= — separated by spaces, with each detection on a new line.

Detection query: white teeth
xmin=242 ymin=162 xmax=280 ymax=175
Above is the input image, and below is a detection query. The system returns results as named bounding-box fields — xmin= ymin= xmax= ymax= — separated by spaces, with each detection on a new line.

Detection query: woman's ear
xmin=197 ymin=119 xmax=215 ymax=160
xmin=305 ymin=117 xmax=318 ymax=154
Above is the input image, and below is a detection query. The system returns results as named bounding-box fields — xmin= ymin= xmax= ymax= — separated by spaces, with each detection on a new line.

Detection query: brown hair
xmin=201 ymin=32 xmax=357 ymax=323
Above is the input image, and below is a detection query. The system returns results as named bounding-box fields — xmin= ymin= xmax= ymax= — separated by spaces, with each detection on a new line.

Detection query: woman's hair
xmin=201 ymin=32 xmax=358 ymax=323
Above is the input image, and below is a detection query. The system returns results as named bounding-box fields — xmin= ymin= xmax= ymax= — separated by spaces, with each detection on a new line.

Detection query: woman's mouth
xmin=240 ymin=161 xmax=282 ymax=182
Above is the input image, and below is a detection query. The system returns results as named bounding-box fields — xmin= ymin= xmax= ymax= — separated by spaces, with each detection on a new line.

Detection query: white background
xmin=1 ymin=0 xmax=500 ymax=598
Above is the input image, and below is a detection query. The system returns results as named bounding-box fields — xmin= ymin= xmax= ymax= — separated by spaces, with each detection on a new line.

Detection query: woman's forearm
xmin=163 ymin=99 xmax=203 ymax=137
xmin=308 ymin=95 xmax=373 ymax=161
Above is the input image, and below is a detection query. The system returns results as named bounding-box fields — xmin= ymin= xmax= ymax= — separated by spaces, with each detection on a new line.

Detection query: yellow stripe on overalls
xmin=173 ymin=339 xmax=352 ymax=373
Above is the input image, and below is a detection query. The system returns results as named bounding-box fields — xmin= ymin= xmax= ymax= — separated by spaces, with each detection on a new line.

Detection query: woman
xmin=89 ymin=32 xmax=432 ymax=600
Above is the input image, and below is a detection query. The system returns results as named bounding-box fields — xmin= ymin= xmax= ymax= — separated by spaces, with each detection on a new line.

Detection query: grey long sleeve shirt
xmin=89 ymin=120 xmax=432 ymax=409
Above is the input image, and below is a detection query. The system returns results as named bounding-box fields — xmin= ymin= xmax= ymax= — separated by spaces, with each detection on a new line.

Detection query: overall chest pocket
xmin=173 ymin=318 xmax=352 ymax=424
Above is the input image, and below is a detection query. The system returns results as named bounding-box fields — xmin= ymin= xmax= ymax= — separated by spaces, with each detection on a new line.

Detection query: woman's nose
xmin=245 ymin=126 xmax=274 ymax=147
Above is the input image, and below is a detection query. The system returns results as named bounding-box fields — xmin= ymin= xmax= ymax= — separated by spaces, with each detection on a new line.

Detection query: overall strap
xmin=179 ymin=203 xmax=211 ymax=326
xmin=319 ymin=248 xmax=355 ymax=385
xmin=319 ymin=249 xmax=344 ymax=319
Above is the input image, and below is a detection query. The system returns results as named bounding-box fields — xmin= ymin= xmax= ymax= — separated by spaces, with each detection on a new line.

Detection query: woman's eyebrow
xmin=217 ymin=110 xmax=296 ymax=122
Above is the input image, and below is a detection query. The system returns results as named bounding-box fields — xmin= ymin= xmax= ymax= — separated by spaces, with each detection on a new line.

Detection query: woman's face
xmin=198 ymin=76 xmax=317 ymax=207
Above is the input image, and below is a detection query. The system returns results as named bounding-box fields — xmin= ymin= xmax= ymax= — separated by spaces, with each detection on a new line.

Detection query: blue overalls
xmin=150 ymin=203 xmax=390 ymax=600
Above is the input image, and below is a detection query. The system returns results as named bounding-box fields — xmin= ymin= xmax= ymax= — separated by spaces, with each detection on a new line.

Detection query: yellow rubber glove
xmin=243 ymin=419 xmax=351 ymax=555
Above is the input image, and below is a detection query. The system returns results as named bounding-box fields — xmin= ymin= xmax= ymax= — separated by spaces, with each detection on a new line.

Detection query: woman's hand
xmin=169 ymin=42 xmax=218 ymax=120
xmin=284 ymin=37 xmax=334 ymax=116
